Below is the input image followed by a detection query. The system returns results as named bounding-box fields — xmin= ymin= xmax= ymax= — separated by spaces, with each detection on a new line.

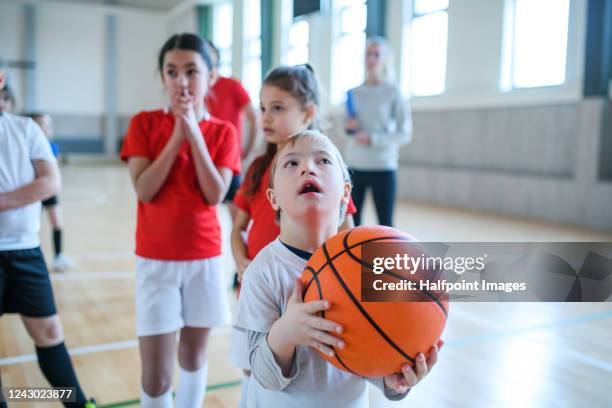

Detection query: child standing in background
xmin=27 ymin=112 xmax=73 ymax=271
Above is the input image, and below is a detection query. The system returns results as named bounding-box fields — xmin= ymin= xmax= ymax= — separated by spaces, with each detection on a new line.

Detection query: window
xmin=212 ymin=3 xmax=233 ymax=77
xmin=243 ymin=0 xmax=262 ymax=100
xmin=331 ymin=0 xmax=367 ymax=104
xmin=407 ymin=0 xmax=448 ymax=97
xmin=501 ymin=0 xmax=570 ymax=90
xmin=286 ymin=19 xmax=310 ymax=65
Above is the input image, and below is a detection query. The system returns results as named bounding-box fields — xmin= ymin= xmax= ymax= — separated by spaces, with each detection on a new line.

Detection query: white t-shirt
xmin=235 ymin=238 xmax=371 ymax=408
xmin=0 ymin=112 xmax=56 ymax=250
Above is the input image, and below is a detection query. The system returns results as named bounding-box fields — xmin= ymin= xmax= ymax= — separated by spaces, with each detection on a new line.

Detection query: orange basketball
xmin=300 ymin=225 xmax=448 ymax=377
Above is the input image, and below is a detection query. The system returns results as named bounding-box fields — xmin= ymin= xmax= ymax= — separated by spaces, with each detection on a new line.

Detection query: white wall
xmin=445 ymin=0 xmax=504 ymax=95
xmin=0 ymin=0 xmax=183 ymax=117
xmin=0 ymin=2 xmax=26 ymax=109
xmin=116 ymin=13 xmax=167 ymax=114
xmin=0 ymin=4 xmax=23 ymax=60
xmin=167 ymin=7 xmax=198 ymax=34
xmin=36 ymin=5 xmax=105 ymax=115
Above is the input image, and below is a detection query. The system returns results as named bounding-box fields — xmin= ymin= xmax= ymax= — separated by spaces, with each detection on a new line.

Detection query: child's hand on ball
xmin=280 ymin=279 xmax=345 ymax=355
xmin=383 ymin=339 xmax=443 ymax=394
xmin=268 ymin=278 xmax=346 ymax=376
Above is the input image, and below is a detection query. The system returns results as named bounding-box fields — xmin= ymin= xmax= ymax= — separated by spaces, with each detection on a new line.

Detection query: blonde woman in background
xmin=344 ymin=36 xmax=412 ymax=227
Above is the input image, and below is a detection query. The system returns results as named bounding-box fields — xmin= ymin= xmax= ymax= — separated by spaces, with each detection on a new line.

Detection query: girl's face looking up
xmin=268 ymin=134 xmax=351 ymax=223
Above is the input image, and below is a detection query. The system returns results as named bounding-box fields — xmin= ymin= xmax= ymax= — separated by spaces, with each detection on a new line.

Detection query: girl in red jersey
xmin=229 ymin=64 xmax=355 ymax=407
xmin=120 ymin=33 xmax=240 ymax=408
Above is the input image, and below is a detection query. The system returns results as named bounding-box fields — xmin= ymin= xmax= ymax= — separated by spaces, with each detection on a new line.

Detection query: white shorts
xmin=135 ymin=256 xmax=231 ymax=337
xmin=229 ymin=327 xmax=250 ymax=370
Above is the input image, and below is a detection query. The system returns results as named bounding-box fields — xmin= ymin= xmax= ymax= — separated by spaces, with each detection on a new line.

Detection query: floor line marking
xmin=68 ymin=252 xmax=134 ymax=261
xmin=0 ymin=326 xmax=233 ymax=366
xmin=50 ymin=272 xmax=134 ymax=281
xmin=97 ymin=380 xmax=242 ymax=408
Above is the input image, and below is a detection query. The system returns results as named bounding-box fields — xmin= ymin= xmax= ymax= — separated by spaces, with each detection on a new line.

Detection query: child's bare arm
xmin=266 ymin=279 xmax=345 ymax=376
xmin=231 ymin=209 xmax=251 ymax=282
xmin=127 ymin=121 xmax=184 ymax=203
xmin=0 ymin=160 xmax=60 ymax=211
xmin=179 ymin=105 xmax=232 ymax=204
xmin=190 ymin=138 xmax=232 ymax=204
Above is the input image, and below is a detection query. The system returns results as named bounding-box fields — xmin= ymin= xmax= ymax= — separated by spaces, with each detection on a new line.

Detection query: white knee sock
xmin=140 ymin=387 xmax=173 ymax=408
xmin=238 ymin=375 xmax=250 ymax=408
xmin=175 ymin=362 xmax=208 ymax=408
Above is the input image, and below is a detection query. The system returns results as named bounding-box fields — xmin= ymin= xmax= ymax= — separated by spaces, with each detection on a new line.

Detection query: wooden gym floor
xmin=1 ymin=158 xmax=611 ymax=407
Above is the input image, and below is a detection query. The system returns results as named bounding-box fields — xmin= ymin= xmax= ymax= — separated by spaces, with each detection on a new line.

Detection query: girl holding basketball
xmin=229 ymin=65 xmax=356 ymax=405
xmin=120 ymin=33 xmax=240 ymax=408
xmin=235 ymin=131 xmax=439 ymax=407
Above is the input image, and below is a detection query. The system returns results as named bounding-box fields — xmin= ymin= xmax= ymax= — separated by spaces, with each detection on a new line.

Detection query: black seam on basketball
xmin=302 ymin=233 xmax=448 ymax=319
xmin=302 ymin=232 xmax=438 ymax=308
xmin=312 ymin=267 xmax=325 ymax=319
xmin=303 ymin=266 xmax=317 ymax=299
xmin=341 ymin=231 xmax=448 ymax=317
xmin=303 ymin=266 xmax=326 ymax=321
xmin=303 ymin=232 xmax=407 ymax=290
xmin=333 ymin=348 xmax=357 ymax=375
xmin=322 ymin=242 xmax=416 ymax=365
xmin=308 ymin=269 xmax=354 ymax=375
xmin=306 ymin=265 xmax=355 ymax=373
xmin=379 ymin=270 xmax=448 ymax=317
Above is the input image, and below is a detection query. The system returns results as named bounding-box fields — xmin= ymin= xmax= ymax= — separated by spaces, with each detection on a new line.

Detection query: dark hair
xmin=158 ymin=33 xmax=213 ymax=74
xmin=24 ymin=111 xmax=46 ymax=120
xmin=0 ymin=85 xmax=16 ymax=107
xmin=245 ymin=144 xmax=277 ymax=196
xmin=263 ymin=64 xmax=319 ymax=112
xmin=246 ymin=64 xmax=320 ymax=196
xmin=203 ymin=38 xmax=220 ymax=68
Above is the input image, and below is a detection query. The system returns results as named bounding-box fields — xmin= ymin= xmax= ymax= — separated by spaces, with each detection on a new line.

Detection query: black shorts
xmin=42 ymin=195 xmax=58 ymax=207
xmin=223 ymin=174 xmax=242 ymax=203
xmin=0 ymin=248 xmax=57 ymax=317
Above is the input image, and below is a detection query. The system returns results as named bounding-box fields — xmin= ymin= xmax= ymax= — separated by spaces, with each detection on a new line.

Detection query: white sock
xmin=175 ymin=362 xmax=209 ymax=408
xmin=140 ymin=387 xmax=173 ymax=408
xmin=238 ymin=375 xmax=250 ymax=408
